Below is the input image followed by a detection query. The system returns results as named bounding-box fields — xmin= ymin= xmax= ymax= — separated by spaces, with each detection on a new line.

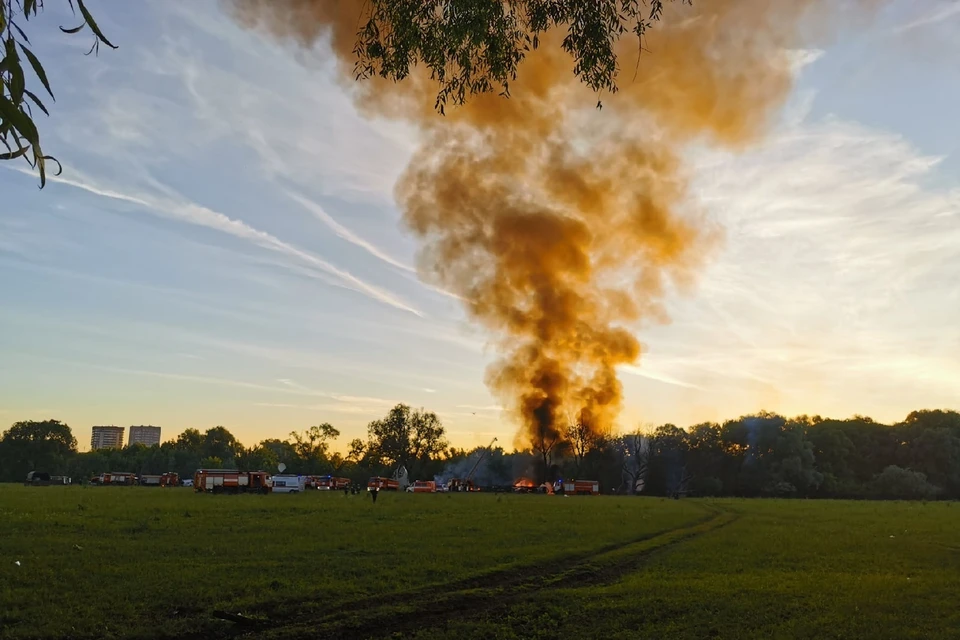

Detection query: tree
xmin=348 ymin=0 xmax=675 ymax=113
xmin=613 ymin=428 xmax=649 ymax=494
xmin=201 ymin=426 xmax=243 ymax=464
xmin=565 ymin=419 xmax=598 ymax=476
xmin=236 ymin=445 xmax=278 ymax=472
xmin=0 ymin=419 xmax=77 ymax=481
xmin=1 ymin=0 xmax=115 ymax=186
xmin=174 ymin=428 xmax=204 ymax=451
xmin=289 ymin=423 xmax=340 ymax=473
xmin=365 ymin=404 xmax=447 ymax=479
xmin=871 ymin=465 xmax=941 ymax=501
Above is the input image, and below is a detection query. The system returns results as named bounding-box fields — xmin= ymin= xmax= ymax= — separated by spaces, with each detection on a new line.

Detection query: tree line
xmin=2 ymin=406 xmax=958 ymax=501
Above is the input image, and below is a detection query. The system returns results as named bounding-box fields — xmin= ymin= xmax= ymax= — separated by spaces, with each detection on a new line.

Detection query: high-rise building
xmin=129 ymin=425 xmax=162 ymax=447
xmin=91 ymin=426 xmax=125 ymax=450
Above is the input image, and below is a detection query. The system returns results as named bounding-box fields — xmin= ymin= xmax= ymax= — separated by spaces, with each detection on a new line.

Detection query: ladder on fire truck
xmin=464 ymin=437 xmax=498 ymax=485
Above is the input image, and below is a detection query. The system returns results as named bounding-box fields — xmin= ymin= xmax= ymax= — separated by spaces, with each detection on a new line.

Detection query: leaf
xmin=0 ymin=96 xmax=40 ymax=146
xmin=77 ymin=0 xmax=118 ymax=49
xmin=24 ymin=89 xmax=49 ymax=116
xmin=10 ymin=62 xmax=26 ymax=106
xmin=11 ymin=22 xmax=31 ymax=44
xmin=0 ymin=146 xmax=30 ymax=161
xmin=60 ymin=24 xmax=85 ymax=34
xmin=19 ymin=44 xmax=54 ymax=99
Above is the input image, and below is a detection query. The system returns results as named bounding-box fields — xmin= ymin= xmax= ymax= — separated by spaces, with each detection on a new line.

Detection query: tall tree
xmin=290 ymin=423 xmax=340 ymax=472
xmin=0 ymin=419 xmax=77 ymax=481
xmin=201 ymin=426 xmax=243 ymax=464
xmin=365 ymin=404 xmax=447 ymax=479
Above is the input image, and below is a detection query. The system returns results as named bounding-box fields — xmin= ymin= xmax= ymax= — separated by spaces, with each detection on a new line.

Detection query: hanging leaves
xmin=1 ymin=0 xmax=117 ymax=187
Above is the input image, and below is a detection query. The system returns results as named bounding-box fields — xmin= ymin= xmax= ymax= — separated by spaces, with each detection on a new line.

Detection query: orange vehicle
xmin=410 ymin=480 xmax=436 ymax=493
xmin=561 ymin=480 xmax=600 ymax=495
xmin=367 ymin=476 xmax=399 ymax=491
xmin=311 ymin=475 xmax=350 ymax=490
xmin=193 ymin=469 xmax=271 ymax=494
xmin=99 ymin=472 xmax=137 ymax=486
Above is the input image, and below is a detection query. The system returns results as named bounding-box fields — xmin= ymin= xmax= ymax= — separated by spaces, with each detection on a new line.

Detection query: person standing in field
xmin=371 ymin=486 xmax=379 ymax=503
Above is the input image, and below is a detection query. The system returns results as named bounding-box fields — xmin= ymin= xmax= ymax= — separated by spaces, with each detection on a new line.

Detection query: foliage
xmin=0 ymin=419 xmax=76 ymax=481
xmin=354 ymin=0 xmax=686 ymax=112
xmin=871 ymin=465 xmax=941 ymax=501
xmin=0 ymin=0 xmax=114 ymax=186
xmin=3 ymin=408 xmax=960 ymax=500
xmin=361 ymin=403 xmax=448 ymax=479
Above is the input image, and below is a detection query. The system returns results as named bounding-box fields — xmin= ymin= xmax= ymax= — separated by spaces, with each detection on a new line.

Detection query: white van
xmin=270 ymin=474 xmax=305 ymax=494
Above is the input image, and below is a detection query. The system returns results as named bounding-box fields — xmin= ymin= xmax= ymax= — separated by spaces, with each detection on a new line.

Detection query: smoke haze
xmin=226 ymin=0 xmax=874 ymax=450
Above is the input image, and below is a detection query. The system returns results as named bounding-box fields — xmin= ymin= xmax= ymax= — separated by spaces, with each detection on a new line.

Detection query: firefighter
xmin=371 ymin=486 xmax=379 ymax=503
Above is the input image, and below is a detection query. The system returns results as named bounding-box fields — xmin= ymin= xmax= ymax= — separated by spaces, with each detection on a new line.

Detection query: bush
xmin=871 ymin=466 xmax=941 ymax=501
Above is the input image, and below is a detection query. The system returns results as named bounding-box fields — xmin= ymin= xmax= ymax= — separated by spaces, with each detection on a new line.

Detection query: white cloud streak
xmin=8 ymin=167 xmax=423 ymax=317
xmin=285 ymin=190 xmax=415 ymax=273
xmin=893 ymin=2 xmax=960 ymax=33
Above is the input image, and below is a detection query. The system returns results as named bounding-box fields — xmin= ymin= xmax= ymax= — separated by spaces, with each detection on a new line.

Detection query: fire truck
xmin=311 ymin=475 xmax=351 ymax=490
xmin=139 ymin=472 xmax=181 ymax=487
xmin=139 ymin=474 xmax=163 ymax=487
xmin=408 ymin=480 xmax=437 ymax=493
xmin=193 ymin=469 xmax=271 ymax=494
xmin=97 ymin=472 xmax=137 ymax=486
xmin=560 ymin=479 xmax=600 ymax=495
xmin=367 ymin=476 xmax=399 ymax=491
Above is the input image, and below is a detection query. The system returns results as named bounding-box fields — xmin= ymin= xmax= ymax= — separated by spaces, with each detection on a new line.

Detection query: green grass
xmin=0 ymin=487 xmax=957 ymax=640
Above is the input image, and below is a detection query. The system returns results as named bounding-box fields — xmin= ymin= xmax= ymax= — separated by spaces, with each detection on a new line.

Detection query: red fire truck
xmin=98 ymin=472 xmax=137 ymax=486
xmin=367 ymin=476 xmax=399 ymax=491
xmin=311 ymin=475 xmax=351 ymax=490
xmin=560 ymin=480 xmax=600 ymax=495
xmin=160 ymin=472 xmax=180 ymax=487
xmin=193 ymin=469 xmax=271 ymax=494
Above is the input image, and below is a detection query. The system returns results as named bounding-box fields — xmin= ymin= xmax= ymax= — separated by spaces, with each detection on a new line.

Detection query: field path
xmin=239 ymin=502 xmax=737 ymax=640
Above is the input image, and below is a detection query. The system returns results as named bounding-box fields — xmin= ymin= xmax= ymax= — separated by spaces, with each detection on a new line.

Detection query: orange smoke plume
xmin=227 ymin=0 xmax=866 ymax=451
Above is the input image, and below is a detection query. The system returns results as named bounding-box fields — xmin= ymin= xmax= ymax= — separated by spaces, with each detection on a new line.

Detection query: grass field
xmin=1 ymin=487 xmax=957 ymax=640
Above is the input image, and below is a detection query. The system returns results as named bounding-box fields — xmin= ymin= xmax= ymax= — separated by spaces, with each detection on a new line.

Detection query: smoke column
xmin=227 ymin=0 xmax=864 ymax=450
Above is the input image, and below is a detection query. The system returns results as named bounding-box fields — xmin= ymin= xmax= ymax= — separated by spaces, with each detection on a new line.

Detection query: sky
xmin=1 ymin=1 xmax=958 ymax=452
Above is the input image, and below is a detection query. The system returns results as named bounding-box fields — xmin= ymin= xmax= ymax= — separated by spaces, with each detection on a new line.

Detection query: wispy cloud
xmin=6 ymin=167 xmax=423 ymax=317
xmin=893 ymin=2 xmax=960 ymax=33
xmin=285 ymin=190 xmax=415 ymax=273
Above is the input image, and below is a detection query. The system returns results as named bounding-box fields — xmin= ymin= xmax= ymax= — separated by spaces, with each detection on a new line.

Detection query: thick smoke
xmin=228 ymin=1 xmax=869 ymax=449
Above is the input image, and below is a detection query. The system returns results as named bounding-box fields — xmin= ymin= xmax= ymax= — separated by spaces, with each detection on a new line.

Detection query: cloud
xmin=893 ymin=2 xmax=960 ymax=33
xmin=5 ymin=166 xmax=423 ymax=317
xmin=629 ymin=113 xmax=960 ymax=420
xmin=285 ymin=190 xmax=415 ymax=273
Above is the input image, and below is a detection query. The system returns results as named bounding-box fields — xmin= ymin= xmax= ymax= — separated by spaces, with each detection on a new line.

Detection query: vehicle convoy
xmin=367 ymin=477 xmax=399 ymax=491
xmin=193 ymin=469 xmax=271 ymax=494
xmin=271 ymin=474 xmax=305 ymax=493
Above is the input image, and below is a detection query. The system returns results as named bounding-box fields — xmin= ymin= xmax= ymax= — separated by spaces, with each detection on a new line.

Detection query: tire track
xmin=246 ymin=505 xmax=737 ymax=640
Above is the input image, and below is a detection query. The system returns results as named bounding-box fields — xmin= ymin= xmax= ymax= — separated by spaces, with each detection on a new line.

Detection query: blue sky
xmin=1 ymin=1 xmax=958 ymax=451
